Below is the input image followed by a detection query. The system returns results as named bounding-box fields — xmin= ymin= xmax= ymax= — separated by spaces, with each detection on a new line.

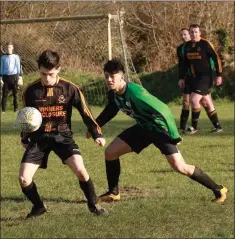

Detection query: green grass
xmin=1 ymin=102 xmax=234 ymax=238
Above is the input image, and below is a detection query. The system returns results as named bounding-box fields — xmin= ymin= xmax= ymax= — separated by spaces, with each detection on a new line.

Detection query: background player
xmin=179 ymin=24 xmax=223 ymax=133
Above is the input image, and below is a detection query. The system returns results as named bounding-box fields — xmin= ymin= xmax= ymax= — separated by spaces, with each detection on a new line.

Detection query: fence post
xmin=117 ymin=9 xmax=130 ymax=81
xmin=108 ymin=14 xmax=112 ymax=60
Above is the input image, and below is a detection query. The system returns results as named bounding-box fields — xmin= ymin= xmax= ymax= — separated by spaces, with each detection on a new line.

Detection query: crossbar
xmin=0 ymin=14 xmax=110 ymax=25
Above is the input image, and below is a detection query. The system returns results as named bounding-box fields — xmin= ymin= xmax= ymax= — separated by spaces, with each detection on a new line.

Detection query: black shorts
xmin=191 ymin=75 xmax=213 ymax=95
xmin=21 ymin=132 xmax=80 ymax=169
xmin=117 ymin=124 xmax=180 ymax=155
xmin=183 ymin=77 xmax=193 ymax=95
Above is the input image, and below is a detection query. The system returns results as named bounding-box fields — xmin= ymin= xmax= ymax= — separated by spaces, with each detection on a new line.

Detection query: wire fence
xmin=1 ymin=14 xmax=141 ymax=105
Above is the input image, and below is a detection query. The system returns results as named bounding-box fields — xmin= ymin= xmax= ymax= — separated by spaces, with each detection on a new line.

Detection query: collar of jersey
xmin=41 ymin=75 xmax=60 ymax=86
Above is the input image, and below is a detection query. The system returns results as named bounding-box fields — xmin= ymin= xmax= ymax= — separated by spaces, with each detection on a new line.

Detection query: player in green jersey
xmin=86 ymin=59 xmax=227 ymax=205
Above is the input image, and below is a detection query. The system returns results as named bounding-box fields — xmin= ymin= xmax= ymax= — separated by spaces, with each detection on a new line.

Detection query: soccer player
xmin=177 ymin=28 xmax=208 ymax=133
xmin=19 ymin=50 xmax=108 ymax=218
xmin=86 ymin=59 xmax=227 ymax=204
xmin=179 ymin=24 xmax=223 ymax=133
xmin=0 ymin=42 xmax=22 ymax=113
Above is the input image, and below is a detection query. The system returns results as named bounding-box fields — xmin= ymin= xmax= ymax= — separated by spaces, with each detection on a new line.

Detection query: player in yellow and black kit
xmin=180 ymin=24 xmax=223 ymax=133
xmin=177 ymin=28 xmax=218 ymax=133
xmin=19 ymin=50 xmax=108 ymax=218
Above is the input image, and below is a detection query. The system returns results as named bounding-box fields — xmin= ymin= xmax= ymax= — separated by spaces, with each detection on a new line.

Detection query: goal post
xmin=0 ymin=14 xmax=140 ymax=105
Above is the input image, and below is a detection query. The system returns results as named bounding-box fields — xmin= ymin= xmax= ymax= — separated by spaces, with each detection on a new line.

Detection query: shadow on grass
xmin=200 ymin=144 xmax=232 ymax=148
xmin=1 ymin=196 xmax=88 ymax=225
xmin=0 ymin=195 xmax=87 ymax=204
xmin=149 ymin=169 xmax=174 ymax=174
xmin=1 ymin=216 xmax=26 ymax=223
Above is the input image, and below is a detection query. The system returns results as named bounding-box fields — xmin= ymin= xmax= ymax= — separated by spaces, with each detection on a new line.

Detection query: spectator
xmin=0 ymin=42 xmax=22 ymax=113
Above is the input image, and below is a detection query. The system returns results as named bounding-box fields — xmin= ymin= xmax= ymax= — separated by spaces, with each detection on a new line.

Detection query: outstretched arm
xmin=85 ymin=91 xmax=119 ymax=139
xmin=96 ymin=100 xmax=119 ymax=127
xmin=72 ymin=85 xmax=102 ymax=140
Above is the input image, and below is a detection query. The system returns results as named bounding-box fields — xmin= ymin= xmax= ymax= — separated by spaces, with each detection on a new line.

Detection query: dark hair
xmin=189 ymin=24 xmax=200 ymax=29
xmin=103 ymin=59 xmax=125 ymax=74
xmin=180 ymin=28 xmax=189 ymax=32
xmin=37 ymin=50 xmax=60 ymax=69
xmin=6 ymin=42 xmax=13 ymax=46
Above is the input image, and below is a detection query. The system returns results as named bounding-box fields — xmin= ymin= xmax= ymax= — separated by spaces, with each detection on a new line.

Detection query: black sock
xmin=21 ymin=182 xmax=44 ymax=208
xmin=207 ymin=110 xmax=222 ymax=129
xmin=106 ymin=159 xmax=120 ymax=195
xmin=191 ymin=108 xmax=201 ymax=130
xmin=189 ymin=167 xmax=222 ymax=191
xmin=79 ymin=178 xmax=97 ymax=208
xmin=180 ymin=109 xmax=190 ymax=130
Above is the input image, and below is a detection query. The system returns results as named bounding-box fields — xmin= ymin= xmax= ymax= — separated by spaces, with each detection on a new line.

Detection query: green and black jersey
xmin=21 ymin=76 xmax=102 ymax=141
xmin=96 ymin=82 xmax=181 ymax=141
xmin=180 ymin=38 xmax=222 ymax=79
xmin=177 ymin=43 xmax=185 ymax=80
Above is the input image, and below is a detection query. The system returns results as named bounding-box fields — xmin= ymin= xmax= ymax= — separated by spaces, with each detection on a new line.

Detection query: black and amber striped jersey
xmin=21 ymin=76 xmax=102 ymax=140
xmin=180 ymin=38 xmax=222 ymax=79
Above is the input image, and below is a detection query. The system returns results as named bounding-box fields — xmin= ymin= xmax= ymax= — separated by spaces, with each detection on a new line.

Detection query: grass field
xmin=1 ymin=102 xmax=234 ymax=238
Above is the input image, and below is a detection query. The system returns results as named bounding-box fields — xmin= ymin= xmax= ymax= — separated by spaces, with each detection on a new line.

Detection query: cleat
xmin=88 ymin=204 xmax=109 ymax=216
xmin=212 ymin=186 xmax=228 ymax=203
xmin=97 ymin=192 xmax=121 ymax=203
xmin=187 ymin=126 xmax=197 ymax=134
xmin=211 ymin=127 xmax=223 ymax=133
xmin=26 ymin=205 xmax=47 ymax=218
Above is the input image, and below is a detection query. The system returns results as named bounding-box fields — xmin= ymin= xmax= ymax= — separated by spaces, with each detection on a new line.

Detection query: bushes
xmin=7 ymin=66 xmax=233 ymax=111
xmin=140 ymin=65 xmax=234 ymax=104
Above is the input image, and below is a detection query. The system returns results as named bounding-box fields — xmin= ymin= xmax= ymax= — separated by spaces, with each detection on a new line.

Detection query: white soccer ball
xmin=16 ymin=107 xmax=42 ymax=132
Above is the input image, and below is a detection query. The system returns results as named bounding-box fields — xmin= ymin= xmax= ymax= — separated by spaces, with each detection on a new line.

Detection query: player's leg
xmin=189 ymin=76 xmax=211 ymax=134
xmin=179 ymin=93 xmax=190 ymax=133
xmin=97 ymin=137 xmax=132 ymax=203
xmin=1 ymin=77 xmax=9 ymax=112
xmin=189 ymin=92 xmax=202 ymax=133
xmin=166 ymin=152 xmax=227 ymax=203
xmin=180 ymin=77 xmax=192 ymax=133
xmin=19 ymin=162 xmax=47 ymax=218
xmin=98 ymin=124 xmax=152 ymax=202
xmin=98 ymin=137 xmax=132 ymax=202
xmin=19 ymin=140 xmax=50 ymax=218
xmin=153 ymin=133 xmax=227 ymax=203
xmin=65 ymin=155 xmax=108 ymax=215
xmin=12 ymin=75 xmax=19 ymax=112
xmin=200 ymin=94 xmax=223 ymax=132
xmin=53 ymin=132 xmax=108 ymax=215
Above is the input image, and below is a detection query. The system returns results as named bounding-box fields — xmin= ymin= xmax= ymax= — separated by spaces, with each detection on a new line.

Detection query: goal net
xmin=0 ymin=14 xmax=140 ymax=105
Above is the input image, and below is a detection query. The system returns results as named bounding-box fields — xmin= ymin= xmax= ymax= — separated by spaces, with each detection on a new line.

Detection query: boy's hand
xmin=215 ymin=76 xmax=222 ymax=86
xmin=95 ymin=137 xmax=106 ymax=147
xmin=178 ymin=79 xmax=185 ymax=88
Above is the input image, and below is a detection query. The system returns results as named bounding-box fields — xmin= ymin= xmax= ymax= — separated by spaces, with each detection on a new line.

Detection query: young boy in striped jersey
xmin=19 ymin=50 xmax=108 ymax=218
